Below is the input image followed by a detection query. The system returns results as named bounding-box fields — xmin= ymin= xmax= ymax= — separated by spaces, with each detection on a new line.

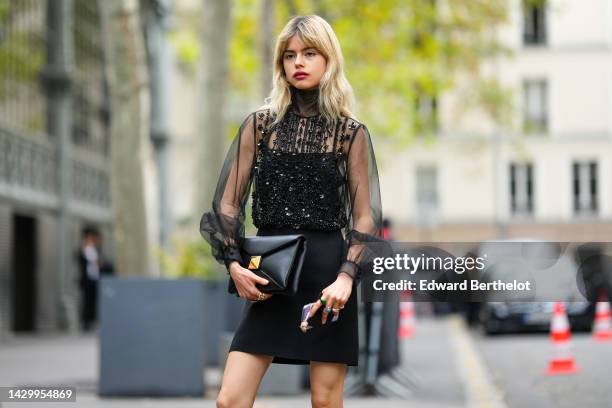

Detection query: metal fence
xmin=0 ymin=0 xmax=111 ymax=214
xmin=0 ymin=0 xmax=47 ymax=134
xmin=72 ymin=0 xmax=110 ymax=156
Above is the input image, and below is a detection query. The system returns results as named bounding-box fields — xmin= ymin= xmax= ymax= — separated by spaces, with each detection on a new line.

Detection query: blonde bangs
xmin=262 ymin=15 xmax=356 ymax=126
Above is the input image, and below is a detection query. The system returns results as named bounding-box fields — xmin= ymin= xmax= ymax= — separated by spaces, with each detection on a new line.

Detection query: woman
xmin=200 ymin=14 xmax=383 ymax=408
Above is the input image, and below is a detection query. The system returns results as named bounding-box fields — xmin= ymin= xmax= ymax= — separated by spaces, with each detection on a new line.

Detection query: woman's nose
xmin=294 ymin=53 xmax=304 ymax=67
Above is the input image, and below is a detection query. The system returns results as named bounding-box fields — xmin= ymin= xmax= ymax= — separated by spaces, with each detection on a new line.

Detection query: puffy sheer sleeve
xmin=199 ymin=112 xmax=258 ymax=272
xmin=338 ymin=123 xmax=386 ymax=283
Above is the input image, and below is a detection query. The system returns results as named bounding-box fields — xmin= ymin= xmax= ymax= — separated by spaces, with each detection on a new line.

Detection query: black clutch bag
xmin=228 ymin=234 xmax=307 ymax=296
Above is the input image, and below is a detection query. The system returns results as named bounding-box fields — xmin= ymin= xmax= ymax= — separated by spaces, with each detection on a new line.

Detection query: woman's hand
xmin=229 ymin=261 xmax=273 ymax=302
xmin=309 ymin=273 xmax=353 ymax=324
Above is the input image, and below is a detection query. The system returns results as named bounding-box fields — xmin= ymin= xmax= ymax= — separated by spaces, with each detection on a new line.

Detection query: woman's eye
xmin=285 ymin=54 xmax=294 ymax=60
xmin=306 ymin=51 xmax=316 ymax=57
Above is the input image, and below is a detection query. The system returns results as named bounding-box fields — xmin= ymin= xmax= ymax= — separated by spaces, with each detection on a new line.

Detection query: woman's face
xmin=283 ymin=35 xmax=327 ymax=90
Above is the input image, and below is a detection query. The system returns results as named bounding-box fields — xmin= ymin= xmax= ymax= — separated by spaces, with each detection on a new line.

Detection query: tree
xmin=100 ymin=0 xmax=151 ymax=276
xmin=259 ymin=0 xmax=275 ymax=100
xmin=228 ymin=0 xmax=513 ymax=144
xmin=196 ymin=0 xmax=233 ymax=212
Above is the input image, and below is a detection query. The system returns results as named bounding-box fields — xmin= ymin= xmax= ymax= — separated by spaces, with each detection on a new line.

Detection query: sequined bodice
xmin=252 ymin=141 xmax=347 ymax=230
xmin=250 ymin=86 xmax=360 ymax=231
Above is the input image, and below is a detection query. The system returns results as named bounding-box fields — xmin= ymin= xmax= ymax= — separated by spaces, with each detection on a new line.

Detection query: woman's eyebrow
xmin=284 ymin=47 xmax=316 ymax=53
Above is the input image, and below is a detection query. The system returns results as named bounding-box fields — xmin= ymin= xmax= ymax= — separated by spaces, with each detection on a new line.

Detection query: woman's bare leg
xmin=216 ymin=351 xmax=273 ymax=408
xmin=310 ymin=361 xmax=347 ymax=408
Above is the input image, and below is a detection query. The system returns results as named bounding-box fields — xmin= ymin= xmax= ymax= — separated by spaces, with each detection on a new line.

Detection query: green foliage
xmin=458 ymin=77 xmax=516 ymax=129
xmin=0 ymin=3 xmax=45 ymax=99
xmin=0 ymin=33 xmax=43 ymax=90
xmin=0 ymin=1 xmax=8 ymax=18
xmin=167 ymin=4 xmax=202 ymax=76
xmin=229 ymin=0 xmax=260 ymax=91
xmin=168 ymin=0 xmax=261 ymax=83
xmin=522 ymin=0 xmax=547 ymax=9
xmin=0 ymin=1 xmax=46 ymax=133
xmin=228 ymin=0 xmax=515 ymax=144
xmin=157 ymin=236 xmax=225 ymax=281
xmin=169 ymin=29 xmax=200 ymax=73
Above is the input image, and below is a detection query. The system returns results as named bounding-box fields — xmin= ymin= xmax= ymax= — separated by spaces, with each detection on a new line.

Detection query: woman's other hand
xmin=229 ymin=261 xmax=272 ymax=301
xmin=309 ymin=273 xmax=353 ymax=324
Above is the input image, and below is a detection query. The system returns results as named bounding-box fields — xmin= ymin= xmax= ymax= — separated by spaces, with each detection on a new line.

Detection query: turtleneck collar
xmin=289 ymin=85 xmax=320 ymax=117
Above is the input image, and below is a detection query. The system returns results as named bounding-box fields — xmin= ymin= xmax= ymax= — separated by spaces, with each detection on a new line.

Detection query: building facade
xmin=381 ymin=0 xmax=612 ymax=242
xmin=0 ymin=0 xmax=113 ymax=338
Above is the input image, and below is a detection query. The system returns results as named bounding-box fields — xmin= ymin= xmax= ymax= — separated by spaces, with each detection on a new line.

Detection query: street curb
xmin=448 ymin=316 xmax=508 ymax=408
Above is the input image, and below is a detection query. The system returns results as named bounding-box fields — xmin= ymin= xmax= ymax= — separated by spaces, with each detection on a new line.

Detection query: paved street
xmin=0 ymin=316 xmax=470 ymax=407
xmin=1 ymin=315 xmax=609 ymax=407
xmin=474 ymin=330 xmax=612 ymax=408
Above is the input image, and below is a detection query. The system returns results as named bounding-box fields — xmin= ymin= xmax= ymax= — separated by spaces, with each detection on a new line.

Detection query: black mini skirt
xmin=228 ymin=226 xmax=358 ymax=366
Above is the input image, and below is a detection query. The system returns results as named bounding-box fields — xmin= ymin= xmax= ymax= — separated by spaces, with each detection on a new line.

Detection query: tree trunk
xmin=197 ymin=0 xmax=232 ymax=212
xmin=260 ymin=0 xmax=274 ymax=101
xmin=100 ymin=0 xmax=150 ymax=276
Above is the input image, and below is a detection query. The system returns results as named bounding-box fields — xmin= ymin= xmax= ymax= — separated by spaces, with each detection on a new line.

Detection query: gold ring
xmin=257 ymin=292 xmax=266 ymax=301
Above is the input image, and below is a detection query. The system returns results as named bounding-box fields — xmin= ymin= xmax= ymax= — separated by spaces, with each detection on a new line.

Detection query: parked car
xmin=476 ymin=239 xmax=595 ymax=335
xmin=479 ymin=300 xmax=594 ymax=334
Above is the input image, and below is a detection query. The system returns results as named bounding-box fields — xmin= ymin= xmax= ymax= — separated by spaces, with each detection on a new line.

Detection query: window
xmin=509 ymin=163 xmax=534 ymax=215
xmin=522 ymin=0 xmax=547 ymax=45
xmin=416 ymin=166 xmax=438 ymax=224
xmin=573 ymin=161 xmax=598 ymax=215
xmin=415 ymin=93 xmax=439 ymax=135
xmin=523 ymin=79 xmax=548 ymax=133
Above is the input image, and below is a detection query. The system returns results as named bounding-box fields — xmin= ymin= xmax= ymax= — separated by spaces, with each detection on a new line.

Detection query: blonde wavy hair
xmin=263 ymin=15 xmax=356 ymax=125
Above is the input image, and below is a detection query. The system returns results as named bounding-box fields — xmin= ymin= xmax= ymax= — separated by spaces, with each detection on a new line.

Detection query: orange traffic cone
xmin=546 ymin=301 xmax=579 ymax=375
xmin=592 ymin=293 xmax=612 ymax=342
xmin=398 ymin=291 xmax=415 ymax=339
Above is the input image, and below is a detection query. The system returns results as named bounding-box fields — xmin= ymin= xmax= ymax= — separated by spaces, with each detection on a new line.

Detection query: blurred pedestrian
xmin=77 ymin=227 xmax=101 ymax=332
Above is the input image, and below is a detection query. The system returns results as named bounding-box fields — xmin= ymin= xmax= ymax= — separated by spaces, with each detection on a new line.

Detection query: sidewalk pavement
xmin=0 ymin=316 xmax=497 ymax=407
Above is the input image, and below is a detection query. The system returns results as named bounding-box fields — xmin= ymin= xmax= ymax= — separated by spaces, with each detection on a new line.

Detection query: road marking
xmin=448 ymin=316 xmax=507 ymax=408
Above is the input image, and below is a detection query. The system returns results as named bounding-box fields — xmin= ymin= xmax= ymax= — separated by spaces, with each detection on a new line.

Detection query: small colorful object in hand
xmin=300 ymin=302 xmax=314 ymax=333
xmin=299 ymin=300 xmax=340 ymax=333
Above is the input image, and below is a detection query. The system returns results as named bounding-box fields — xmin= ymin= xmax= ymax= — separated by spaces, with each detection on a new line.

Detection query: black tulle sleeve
xmin=338 ymin=123 xmax=386 ymax=283
xmin=199 ymin=113 xmax=258 ymax=272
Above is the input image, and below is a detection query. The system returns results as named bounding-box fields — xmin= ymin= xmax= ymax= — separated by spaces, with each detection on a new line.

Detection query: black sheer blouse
xmin=199 ymin=86 xmax=384 ymax=282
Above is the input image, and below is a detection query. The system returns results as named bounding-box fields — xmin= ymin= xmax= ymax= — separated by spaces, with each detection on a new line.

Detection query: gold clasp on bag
xmin=248 ymin=255 xmax=261 ymax=269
